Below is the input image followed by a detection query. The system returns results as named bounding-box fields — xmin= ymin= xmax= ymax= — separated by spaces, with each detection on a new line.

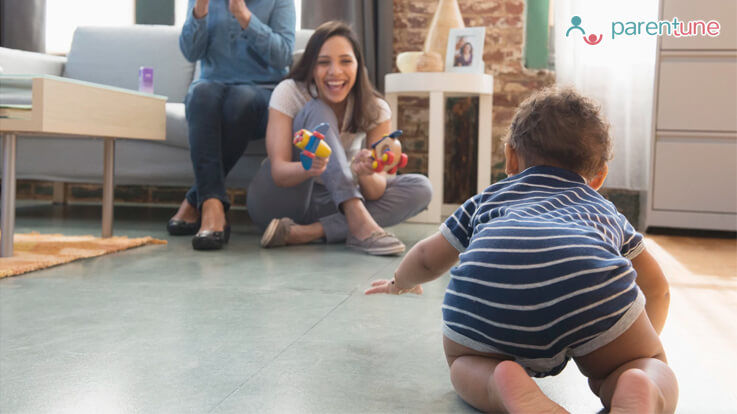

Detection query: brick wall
xmin=393 ymin=0 xmax=555 ymax=202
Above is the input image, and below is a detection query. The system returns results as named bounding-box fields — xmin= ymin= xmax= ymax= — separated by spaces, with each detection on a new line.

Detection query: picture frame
xmin=445 ymin=27 xmax=486 ymax=73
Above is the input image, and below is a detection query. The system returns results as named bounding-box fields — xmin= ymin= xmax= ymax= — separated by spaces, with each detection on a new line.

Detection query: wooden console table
xmin=0 ymin=75 xmax=166 ymax=257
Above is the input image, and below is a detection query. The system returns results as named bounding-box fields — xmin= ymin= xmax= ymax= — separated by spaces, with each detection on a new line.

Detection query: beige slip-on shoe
xmin=346 ymin=231 xmax=406 ymax=256
xmin=260 ymin=218 xmax=295 ymax=248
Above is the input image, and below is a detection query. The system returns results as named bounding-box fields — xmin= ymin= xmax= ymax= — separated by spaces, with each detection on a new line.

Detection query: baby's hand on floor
xmin=364 ymin=279 xmax=423 ymax=295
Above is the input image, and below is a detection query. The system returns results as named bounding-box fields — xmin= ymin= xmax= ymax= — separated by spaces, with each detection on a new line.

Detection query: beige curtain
xmin=0 ymin=0 xmax=46 ymax=52
xmin=300 ymin=0 xmax=393 ymax=93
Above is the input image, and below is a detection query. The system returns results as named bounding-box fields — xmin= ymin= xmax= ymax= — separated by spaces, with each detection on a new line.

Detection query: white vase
xmin=423 ymin=0 xmax=465 ymax=70
xmin=396 ymin=51 xmax=424 ymax=73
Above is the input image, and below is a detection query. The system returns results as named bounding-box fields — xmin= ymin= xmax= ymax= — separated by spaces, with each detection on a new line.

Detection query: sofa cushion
xmin=165 ymin=103 xmax=189 ymax=149
xmin=63 ymin=25 xmax=194 ymax=103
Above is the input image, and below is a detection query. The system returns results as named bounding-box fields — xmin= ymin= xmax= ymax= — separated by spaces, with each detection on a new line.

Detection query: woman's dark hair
xmin=504 ymin=87 xmax=612 ymax=179
xmin=288 ymin=20 xmax=382 ymax=133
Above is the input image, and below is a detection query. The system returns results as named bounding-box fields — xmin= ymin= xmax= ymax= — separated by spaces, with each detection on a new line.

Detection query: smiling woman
xmin=246 ymin=21 xmax=433 ymax=256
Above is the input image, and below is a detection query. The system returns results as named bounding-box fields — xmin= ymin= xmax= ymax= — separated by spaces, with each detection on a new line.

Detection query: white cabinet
xmin=647 ymin=0 xmax=737 ymax=231
xmin=657 ymin=58 xmax=737 ymax=132
xmin=653 ymin=139 xmax=737 ymax=214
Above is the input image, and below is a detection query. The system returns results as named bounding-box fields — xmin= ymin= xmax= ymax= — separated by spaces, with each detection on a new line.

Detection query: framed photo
xmin=445 ymin=27 xmax=486 ymax=73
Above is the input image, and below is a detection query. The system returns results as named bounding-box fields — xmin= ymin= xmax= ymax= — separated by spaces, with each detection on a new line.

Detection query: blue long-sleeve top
xmin=179 ymin=0 xmax=295 ymax=86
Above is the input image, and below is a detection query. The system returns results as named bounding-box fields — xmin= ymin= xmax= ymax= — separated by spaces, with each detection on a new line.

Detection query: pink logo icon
xmin=583 ymin=34 xmax=603 ymax=45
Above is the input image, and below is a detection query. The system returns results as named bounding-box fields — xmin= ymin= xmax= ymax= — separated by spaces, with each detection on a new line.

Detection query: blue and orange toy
xmin=293 ymin=122 xmax=332 ymax=170
xmin=371 ymin=130 xmax=408 ymax=174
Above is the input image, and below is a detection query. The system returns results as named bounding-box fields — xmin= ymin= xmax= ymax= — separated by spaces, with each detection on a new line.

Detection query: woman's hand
xmin=364 ymin=279 xmax=423 ymax=295
xmin=306 ymin=156 xmax=329 ymax=178
xmin=193 ymin=0 xmax=209 ymax=18
xmin=351 ymin=149 xmax=376 ymax=177
xmin=229 ymin=0 xmax=252 ymax=28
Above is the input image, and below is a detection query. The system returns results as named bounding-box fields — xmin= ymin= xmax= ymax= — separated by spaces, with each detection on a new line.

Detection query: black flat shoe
xmin=167 ymin=219 xmax=200 ymax=236
xmin=191 ymin=225 xmax=231 ymax=250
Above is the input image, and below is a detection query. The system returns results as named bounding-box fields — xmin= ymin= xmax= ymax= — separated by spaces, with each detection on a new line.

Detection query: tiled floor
xmin=1 ymin=202 xmax=735 ymax=413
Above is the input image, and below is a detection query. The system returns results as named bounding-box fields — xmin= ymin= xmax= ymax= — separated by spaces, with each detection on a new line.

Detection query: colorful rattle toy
xmin=293 ymin=122 xmax=332 ymax=170
xmin=371 ymin=130 xmax=408 ymax=174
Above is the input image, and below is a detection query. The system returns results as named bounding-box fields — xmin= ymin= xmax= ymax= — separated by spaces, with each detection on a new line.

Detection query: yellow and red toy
xmin=293 ymin=122 xmax=332 ymax=170
xmin=371 ymin=130 xmax=408 ymax=174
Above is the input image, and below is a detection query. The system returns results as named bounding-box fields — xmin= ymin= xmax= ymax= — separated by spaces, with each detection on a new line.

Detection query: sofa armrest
xmin=0 ymin=47 xmax=66 ymax=76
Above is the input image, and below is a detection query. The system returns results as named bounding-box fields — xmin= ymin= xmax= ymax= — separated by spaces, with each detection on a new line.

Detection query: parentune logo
xmin=566 ymin=16 xmax=603 ymax=45
xmin=566 ymin=15 xmax=722 ymax=46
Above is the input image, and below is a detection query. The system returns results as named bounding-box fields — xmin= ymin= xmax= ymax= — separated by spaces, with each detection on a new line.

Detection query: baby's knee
xmin=447 ymin=356 xmax=467 ymax=385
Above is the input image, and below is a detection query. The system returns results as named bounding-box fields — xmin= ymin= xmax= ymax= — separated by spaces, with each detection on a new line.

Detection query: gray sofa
xmin=0 ymin=25 xmax=312 ymax=188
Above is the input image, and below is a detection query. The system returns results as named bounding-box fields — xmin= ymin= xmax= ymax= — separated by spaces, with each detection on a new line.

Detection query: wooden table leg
xmin=102 ymin=138 xmax=115 ymax=238
xmin=1 ymin=133 xmax=17 ymax=257
xmin=52 ymin=182 xmax=67 ymax=205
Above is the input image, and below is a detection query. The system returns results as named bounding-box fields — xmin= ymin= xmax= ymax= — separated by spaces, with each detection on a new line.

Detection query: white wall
xmin=45 ymin=0 xmax=135 ymax=55
xmin=45 ymin=0 xmax=301 ymax=55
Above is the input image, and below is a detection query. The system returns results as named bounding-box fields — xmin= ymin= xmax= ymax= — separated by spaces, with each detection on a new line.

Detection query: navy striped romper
xmin=440 ymin=165 xmax=646 ymax=377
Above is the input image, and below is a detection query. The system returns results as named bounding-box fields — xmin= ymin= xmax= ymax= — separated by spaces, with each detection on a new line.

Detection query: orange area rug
xmin=0 ymin=232 xmax=167 ymax=278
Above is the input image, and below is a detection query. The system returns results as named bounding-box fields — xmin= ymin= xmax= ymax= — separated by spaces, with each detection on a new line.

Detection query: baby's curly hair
xmin=505 ymin=87 xmax=612 ymax=180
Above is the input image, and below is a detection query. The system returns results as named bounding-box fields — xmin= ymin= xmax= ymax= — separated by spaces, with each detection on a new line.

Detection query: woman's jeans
xmin=247 ymin=99 xmax=433 ymax=243
xmin=184 ymin=79 xmax=271 ymax=211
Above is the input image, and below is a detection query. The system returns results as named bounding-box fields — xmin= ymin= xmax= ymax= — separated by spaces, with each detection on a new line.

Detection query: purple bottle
xmin=138 ymin=67 xmax=154 ymax=94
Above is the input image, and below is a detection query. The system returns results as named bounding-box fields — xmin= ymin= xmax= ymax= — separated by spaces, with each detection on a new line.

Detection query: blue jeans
xmin=184 ymin=79 xmax=271 ymax=211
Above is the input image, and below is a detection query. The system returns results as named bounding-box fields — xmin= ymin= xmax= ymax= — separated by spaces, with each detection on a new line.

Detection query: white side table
xmin=384 ymin=72 xmax=493 ymax=223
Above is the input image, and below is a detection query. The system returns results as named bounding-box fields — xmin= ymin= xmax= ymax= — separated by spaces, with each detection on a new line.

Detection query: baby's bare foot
xmin=611 ymin=368 xmax=664 ymax=414
xmin=493 ymin=361 xmax=568 ymax=414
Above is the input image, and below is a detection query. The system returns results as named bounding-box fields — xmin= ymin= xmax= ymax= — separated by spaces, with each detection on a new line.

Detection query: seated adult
xmin=247 ymin=21 xmax=433 ymax=256
xmin=167 ymin=0 xmax=295 ymax=251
